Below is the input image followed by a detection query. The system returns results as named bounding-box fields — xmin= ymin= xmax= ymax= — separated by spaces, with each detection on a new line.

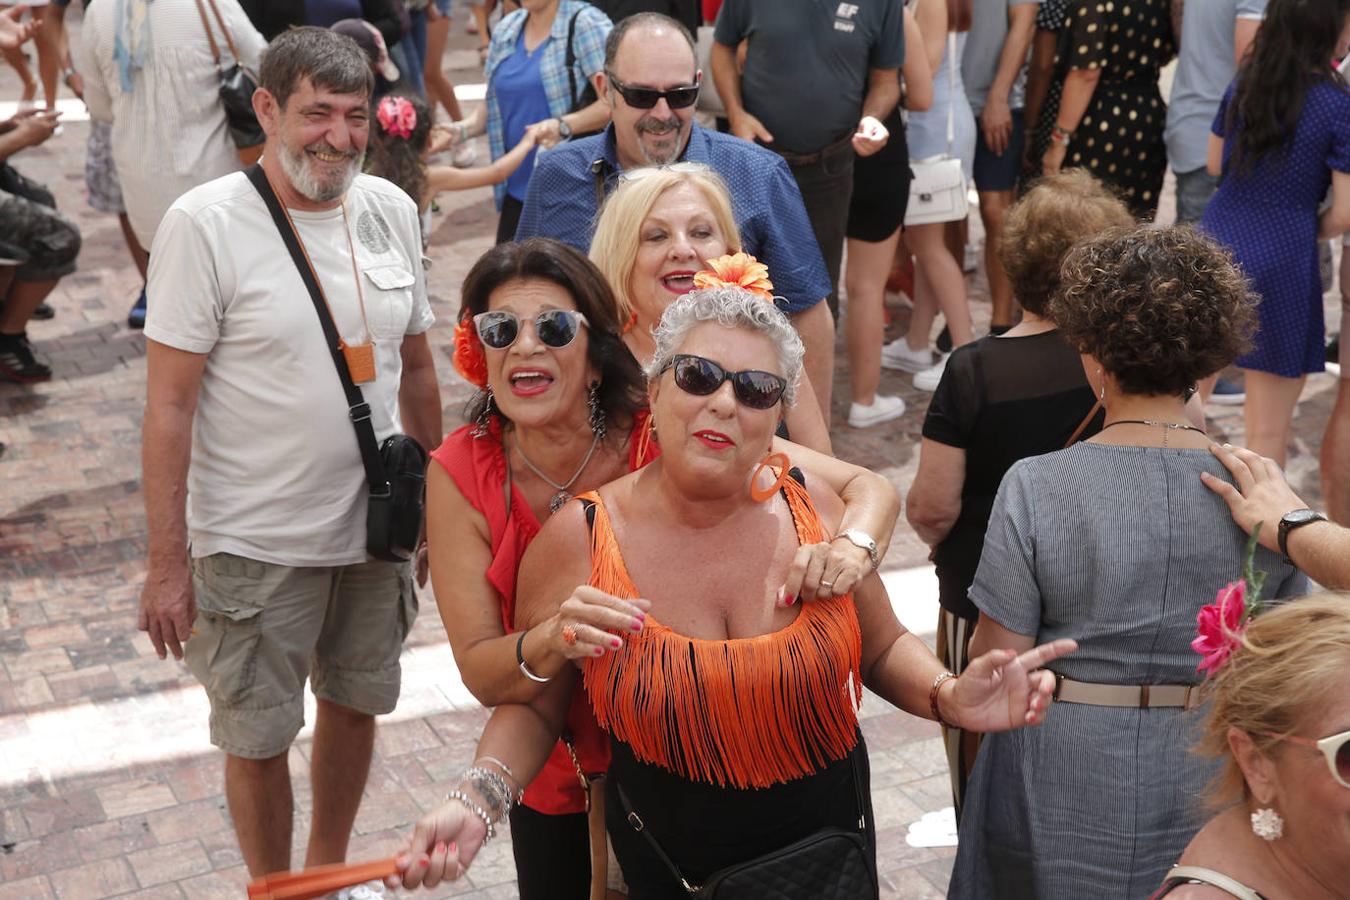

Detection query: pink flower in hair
xmin=1192 ymin=580 xmax=1247 ymax=675
xmin=377 ymin=96 xmax=417 ymax=139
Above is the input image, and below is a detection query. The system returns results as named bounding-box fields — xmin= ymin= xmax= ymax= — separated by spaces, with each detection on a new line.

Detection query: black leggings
xmin=495 ymin=195 xmax=525 ymax=245
xmin=509 ymin=803 xmax=591 ymax=900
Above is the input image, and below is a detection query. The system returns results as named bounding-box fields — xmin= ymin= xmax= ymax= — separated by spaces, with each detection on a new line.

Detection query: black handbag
xmin=195 ymin=0 xmax=265 ymax=162
xmin=615 ymin=752 xmax=877 ymax=899
xmin=245 ymin=165 xmax=428 ymax=563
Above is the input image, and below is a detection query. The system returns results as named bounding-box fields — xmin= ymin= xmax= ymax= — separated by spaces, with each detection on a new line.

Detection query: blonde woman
xmin=1154 ymin=594 xmax=1350 ymax=899
xmin=589 ymin=165 xmax=833 ymax=452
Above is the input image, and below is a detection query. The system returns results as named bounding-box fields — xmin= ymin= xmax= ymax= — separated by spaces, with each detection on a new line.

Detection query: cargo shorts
xmin=184 ymin=553 xmax=418 ymax=759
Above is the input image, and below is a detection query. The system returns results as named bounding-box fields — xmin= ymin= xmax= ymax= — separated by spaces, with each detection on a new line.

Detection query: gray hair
xmin=645 ymin=288 xmax=804 ymax=406
xmin=259 ymin=27 xmax=374 ymax=110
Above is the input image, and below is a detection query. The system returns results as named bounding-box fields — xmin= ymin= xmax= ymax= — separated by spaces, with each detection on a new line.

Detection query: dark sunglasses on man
xmin=660 ymin=354 xmax=787 ymax=410
xmin=605 ymin=72 xmax=701 ymax=110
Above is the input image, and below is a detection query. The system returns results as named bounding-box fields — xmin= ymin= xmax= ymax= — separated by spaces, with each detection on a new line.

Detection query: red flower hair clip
xmin=1192 ymin=526 xmax=1269 ymax=676
xmin=692 ymin=252 xmax=775 ymax=301
xmin=377 ymin=96 xmax=417 ymax=140
xmin=452 ymin=317 xmax=488 ymax=388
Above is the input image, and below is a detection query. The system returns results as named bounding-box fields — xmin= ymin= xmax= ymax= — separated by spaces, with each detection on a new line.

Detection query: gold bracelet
xmin=929 ymin=671 xmax=958 ymax=729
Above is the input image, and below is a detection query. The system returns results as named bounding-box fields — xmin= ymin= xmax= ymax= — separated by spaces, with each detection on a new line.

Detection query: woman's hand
xmin=943 ymin=638 xmax=1078 ymax=732
xmin=426 ymin=123 xmax=456 ymax=157
xmin=852 ymin=115 xmax=890 ymax=157
xmin=546 ymin=586 xmax=652 ymax=659
xmin=527 ymin=117 xmax=563 ymax=149
xmin=781 ymin=539 xmax=873 ymax=603
xmin=1041 ymin=140 xmax=1067 ymax=176
xmin=388 ymin=799 xmax=490 ymax=890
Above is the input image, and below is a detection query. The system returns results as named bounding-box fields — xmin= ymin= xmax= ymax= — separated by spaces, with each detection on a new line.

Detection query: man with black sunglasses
xmin=711 ymin=0 xmax=904 ymax=321
xmin=514 ymin=12 xmax=838 ymax=421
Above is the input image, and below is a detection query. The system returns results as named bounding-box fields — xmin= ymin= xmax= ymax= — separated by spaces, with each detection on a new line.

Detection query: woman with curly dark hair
xmin=948 ymin=225 xmax=1308 ymax=899
xmin=1200 ymin=0 xmax=1350 ymax=465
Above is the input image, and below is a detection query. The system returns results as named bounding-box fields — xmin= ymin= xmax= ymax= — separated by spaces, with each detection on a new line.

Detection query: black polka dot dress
xmin=1059 ymin=0 xmax=1175 ymax=219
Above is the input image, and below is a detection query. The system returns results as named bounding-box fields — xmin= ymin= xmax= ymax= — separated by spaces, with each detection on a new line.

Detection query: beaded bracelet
xmin=929 ymin=671 xmax=958 ymax=729
xmin=472 ymin=759 xmax=522 ymax=803
xmin=446 ymin=789 xmax=497 ymax=844
xmin=463 ymin=766 xmax=518 ymax=813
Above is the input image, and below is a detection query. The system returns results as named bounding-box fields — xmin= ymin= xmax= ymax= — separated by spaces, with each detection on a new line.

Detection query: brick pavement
xmin=0 ymin=8 xmax=1341 ymax=899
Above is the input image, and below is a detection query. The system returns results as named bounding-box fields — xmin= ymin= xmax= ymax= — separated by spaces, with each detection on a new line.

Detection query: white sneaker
xmin=880 ymin=338 xmax=933 ymax=373
xmin=913 ymin=353 xmax=951 ymax=392
xmin=848 ymin=394 xmax=906 ymax=428
xmin=334 ymin=880 xmax=386 ymax=900
xmin=452 ymin=143 xmax=478 ymax=168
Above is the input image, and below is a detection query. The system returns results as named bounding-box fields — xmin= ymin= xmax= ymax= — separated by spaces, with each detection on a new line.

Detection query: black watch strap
xmin=1277 ymin=509 xmax=1326 ymax=565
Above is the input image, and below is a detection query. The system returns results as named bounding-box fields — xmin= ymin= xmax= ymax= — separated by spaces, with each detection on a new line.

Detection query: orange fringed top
xmin=577 ymin=475 xmax=863 ymax=790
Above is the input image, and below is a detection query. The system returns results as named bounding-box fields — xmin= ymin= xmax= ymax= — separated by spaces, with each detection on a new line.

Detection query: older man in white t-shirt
xmin=139 ymin=27 xmax=441 ymax=880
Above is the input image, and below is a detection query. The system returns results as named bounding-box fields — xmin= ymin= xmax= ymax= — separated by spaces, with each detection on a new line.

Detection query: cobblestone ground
xmin=0 ymin=9 xmax=1340 ymax=899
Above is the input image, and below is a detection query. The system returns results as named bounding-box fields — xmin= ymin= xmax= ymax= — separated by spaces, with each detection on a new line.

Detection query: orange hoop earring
xmin=749 ymin=452 xmax=790 ymax=503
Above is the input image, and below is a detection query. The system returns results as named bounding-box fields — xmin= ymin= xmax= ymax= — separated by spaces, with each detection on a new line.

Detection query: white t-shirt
xmin=145 ymin=171 xmax=435 ymax=567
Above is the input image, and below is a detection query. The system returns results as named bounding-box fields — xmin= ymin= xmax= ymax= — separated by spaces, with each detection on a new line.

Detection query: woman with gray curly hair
xmin=949 ymin=225 xmax=1308 ymax=899
xmin=392 ymin=283 xmax=1077 ymax=898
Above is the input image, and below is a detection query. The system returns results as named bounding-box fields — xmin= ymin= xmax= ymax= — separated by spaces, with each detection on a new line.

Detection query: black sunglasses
xmin=472 ymin=309 xmax=589 ymax=350
xmin=661 ymin=354 xmax=787 ymax=410
xmin=605 ymin=72 xmax=700 ymax=110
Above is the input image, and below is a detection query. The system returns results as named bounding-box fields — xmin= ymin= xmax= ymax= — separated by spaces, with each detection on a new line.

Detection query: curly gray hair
xmin=644 ymin=287 xmax=804 ymax=406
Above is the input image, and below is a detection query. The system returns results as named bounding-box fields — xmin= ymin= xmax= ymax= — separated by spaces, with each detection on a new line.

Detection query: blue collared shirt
xmin=514 ymin=122 xmax=831 ymax=314
xmin=485 ymin=1 xmax=611 ymax=208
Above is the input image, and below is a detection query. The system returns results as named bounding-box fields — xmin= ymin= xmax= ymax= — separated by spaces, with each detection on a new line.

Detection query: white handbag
xmin=904 ymin=32 xmax=970 ymax=227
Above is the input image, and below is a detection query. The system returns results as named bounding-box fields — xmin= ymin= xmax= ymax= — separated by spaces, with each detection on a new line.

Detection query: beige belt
xmin=1053 ymin=673 xmax=1200 ymax=710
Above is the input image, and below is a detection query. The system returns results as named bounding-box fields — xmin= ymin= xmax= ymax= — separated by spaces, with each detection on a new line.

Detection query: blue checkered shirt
xmin=515 ymin=122 xmax=831 ymax=314
xmin=485 ymin=1 xmax=611 ymax=208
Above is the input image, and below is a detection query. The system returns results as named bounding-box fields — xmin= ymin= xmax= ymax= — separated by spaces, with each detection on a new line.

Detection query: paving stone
xmin=125 ymin=839 xmax=212 ymax=888
xmin=0 ymin=875 xmax=56 ymax=900
xmin=72 ymin=817 xmax=157 ymax=863
xmin=20 ymin=790 xmax=106 ymax=839
xmin=47 ymin=856 xmax=139 ymax=900
xmin=143 ymin=798 xmax=227 ymax=845
xmin=95 ymin=779 xmax=177 ymax=820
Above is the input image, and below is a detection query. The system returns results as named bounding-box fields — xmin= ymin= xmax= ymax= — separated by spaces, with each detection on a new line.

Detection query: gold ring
xmin=561 ymin=624 xmax=579 ymax=646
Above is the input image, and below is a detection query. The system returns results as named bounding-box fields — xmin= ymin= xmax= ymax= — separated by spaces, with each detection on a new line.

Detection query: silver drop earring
xmin=587 ymin=381 xmax=606 ymax=441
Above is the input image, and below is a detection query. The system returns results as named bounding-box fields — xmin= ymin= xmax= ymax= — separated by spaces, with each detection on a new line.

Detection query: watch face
xmin=1283 ymin=508 xmax=1321 ymax=526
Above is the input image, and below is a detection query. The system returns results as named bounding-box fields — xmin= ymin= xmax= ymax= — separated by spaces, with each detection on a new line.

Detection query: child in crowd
xmin=366 ymin=94 xmax=539 ymax=228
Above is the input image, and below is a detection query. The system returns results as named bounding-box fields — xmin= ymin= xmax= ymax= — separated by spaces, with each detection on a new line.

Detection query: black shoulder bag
xmin=245 ymin=165 xmax=427 ymax=563
xmin=614 ymin=751 xmax=877 ymax=899
xmin=565 ymin=6 xmax=602 ymax=139
xmin=193 ymin=0 xmax=265 ymax=164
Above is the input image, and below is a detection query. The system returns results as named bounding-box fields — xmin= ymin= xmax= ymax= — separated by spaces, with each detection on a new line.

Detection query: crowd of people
xmin=2 ymin=0 xmax=1349 ymax=898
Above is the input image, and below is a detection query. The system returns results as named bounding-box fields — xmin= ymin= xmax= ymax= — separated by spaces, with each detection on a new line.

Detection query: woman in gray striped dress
xmin=948 ymin=225 xmax=1308 ymax=898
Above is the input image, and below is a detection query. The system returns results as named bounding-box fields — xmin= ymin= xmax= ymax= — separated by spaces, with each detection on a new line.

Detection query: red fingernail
xmin=435 ymin=841 xmax=447 ymax=854
xmin=594 ymin=646 xmax=603 ymax=655
xmin=449 ymin=842 xmax=457 ymax=853
xmin=419 ymin=855 xmax=430 ymax=867
xmin=610 ymin=638 xmax=621 ymax=649
xmin=630 ymin=619 xmax=642 ymax=632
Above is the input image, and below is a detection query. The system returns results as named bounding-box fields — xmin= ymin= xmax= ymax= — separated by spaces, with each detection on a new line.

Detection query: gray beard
xmin=277 ymin=138 xmax=362 ymax=203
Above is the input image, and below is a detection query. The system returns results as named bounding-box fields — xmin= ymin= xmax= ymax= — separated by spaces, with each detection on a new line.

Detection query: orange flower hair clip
xmin=452 ymin=317 xmax=489 ymax=388
xmin=692 ymin=252 xmax=775 ymax=301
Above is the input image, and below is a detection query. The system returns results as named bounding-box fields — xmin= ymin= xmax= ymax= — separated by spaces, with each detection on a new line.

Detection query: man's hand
xmin=0 ymin=7 xmax=38 ymax=50
xmin=980 ymin=96 xmax=1013 ymax=156
xmin=852 ymin=115 xmax=889 ymax=157
xmin=729 ymin=109 xmax=774 ymax=145
xmin=139 ymin=562 xmax=197 ymax=661
xmin=1200 ymin=443 xmax=1306 ymax=553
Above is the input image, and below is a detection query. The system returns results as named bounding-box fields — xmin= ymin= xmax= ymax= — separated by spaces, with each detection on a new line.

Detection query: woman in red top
xmin=425 ymin=239 xmax=901 ymax=899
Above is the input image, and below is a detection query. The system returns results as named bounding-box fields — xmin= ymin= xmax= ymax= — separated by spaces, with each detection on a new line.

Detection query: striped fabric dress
xmin=948 ymin=443 xmax=1306 ymax=899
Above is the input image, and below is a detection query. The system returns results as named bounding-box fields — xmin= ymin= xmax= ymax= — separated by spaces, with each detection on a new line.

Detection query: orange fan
xmin=246 ymin=856 xmax=400 ymax=900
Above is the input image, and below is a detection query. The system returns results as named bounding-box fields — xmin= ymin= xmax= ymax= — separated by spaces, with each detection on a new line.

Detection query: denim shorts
xmin=972 ymin=108 xmax=1026 ymax=193
xmin=433 ymin=0 xmax=452 ymax=14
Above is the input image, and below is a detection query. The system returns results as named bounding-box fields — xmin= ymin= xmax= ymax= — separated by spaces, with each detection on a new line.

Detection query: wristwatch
xmin=557 ymin=117 xmax=573 ymax=141
xmin=837 ymin=529 xmax=880 ymax=571
xmin=1277 ymin=508 xmax=1326 ymax=564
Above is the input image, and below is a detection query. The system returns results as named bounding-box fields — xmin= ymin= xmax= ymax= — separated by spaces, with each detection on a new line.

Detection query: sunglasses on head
xmin=472 ymin=309 xmax=589 ymax=350
xmin=618 ymin=161 xmax=712 ymax=184
xmin=1264 ymin=728 xmax=1350 ymax=789
xmin=605 ymin=72 xmax=700 ymax=110
xmin=661 ymin=354 xmax=787 ymax=410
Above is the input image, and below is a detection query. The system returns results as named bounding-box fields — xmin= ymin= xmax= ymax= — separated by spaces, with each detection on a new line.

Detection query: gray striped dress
xmin=948 ymin=444 xmax=1306 ymax=899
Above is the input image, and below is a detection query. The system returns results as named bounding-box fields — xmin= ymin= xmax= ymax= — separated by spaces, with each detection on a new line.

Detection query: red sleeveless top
xmin=428 ymin=412 xmax=656 ymax=814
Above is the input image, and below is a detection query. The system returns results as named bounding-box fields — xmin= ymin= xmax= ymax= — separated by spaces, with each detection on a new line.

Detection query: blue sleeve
xmin=870 ymin=0 xmax=905 ymax=70
xmin=514 ymin=167 xmax=551 ymax=241
xmin=576 ymin=7 xmax=612 ymax=78
xmin=1327 ymin=89 xmax=1350 ymax=174
xmin=1236 ymin=0 xmax=1267 ymax=19
xmin=713 ymin=0 xmax=747 ymax=46
xmin=968 ymin=462 xmax=1043 ymax=637
xmin=742 ymin=156 xmax=831 ymax=314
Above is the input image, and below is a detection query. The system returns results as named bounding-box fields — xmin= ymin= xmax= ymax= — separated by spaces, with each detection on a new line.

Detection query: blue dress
xmin=1201 ymin=80 xmax=1350 ymax=377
